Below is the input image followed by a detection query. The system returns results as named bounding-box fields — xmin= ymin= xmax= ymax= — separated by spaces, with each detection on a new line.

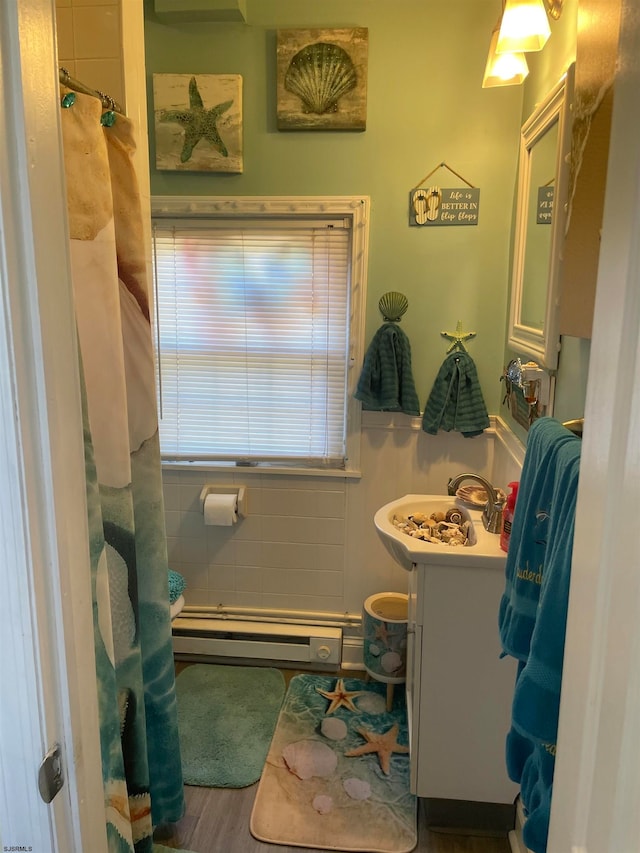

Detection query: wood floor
xmin=154 ymin=783 xmax=512 ymax=853
xmin=160 ymin=662 xmax=512 ymax=853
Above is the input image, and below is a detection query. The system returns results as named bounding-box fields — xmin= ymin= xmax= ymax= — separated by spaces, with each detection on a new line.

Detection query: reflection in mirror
xmin=502 ymin=357 xmax=554 ymax=430
xmin=508 ymin=63 xmax=575 ymax=369
xmin=520 ymin=121 xmax=558 ymax=329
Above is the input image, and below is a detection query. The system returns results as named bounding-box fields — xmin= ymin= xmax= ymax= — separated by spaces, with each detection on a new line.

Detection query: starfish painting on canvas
xmin=160 ymin=77 xmax=232 ymax=163
xmin=153 ymin=73 xmax=243 ymax=173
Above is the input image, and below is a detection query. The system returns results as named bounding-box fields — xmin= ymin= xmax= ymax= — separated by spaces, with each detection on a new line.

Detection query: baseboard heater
xmin=172 ymin=616 xmax=343 ymax=668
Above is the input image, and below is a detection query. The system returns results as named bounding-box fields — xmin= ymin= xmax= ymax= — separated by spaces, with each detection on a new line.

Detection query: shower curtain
xmin=60 ymin=89 xmax=184 ymax=852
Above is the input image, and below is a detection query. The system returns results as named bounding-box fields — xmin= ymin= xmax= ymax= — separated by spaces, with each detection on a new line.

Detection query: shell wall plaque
xmin=277 ymin=28 xmax=368 ymax=132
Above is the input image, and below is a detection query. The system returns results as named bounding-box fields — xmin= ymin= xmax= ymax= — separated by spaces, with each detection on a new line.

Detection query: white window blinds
xmin=152 ymin=218 xmax=352 ymax=465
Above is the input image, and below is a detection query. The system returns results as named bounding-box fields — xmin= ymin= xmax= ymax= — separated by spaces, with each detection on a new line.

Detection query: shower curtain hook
xmin=98 ymin=91 xmax=117 ymax=127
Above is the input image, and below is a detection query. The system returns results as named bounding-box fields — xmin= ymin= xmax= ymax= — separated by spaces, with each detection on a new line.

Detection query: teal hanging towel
xmin=354 ymin=322 xmax=421 ymax=416
xmin=422 ymin=349 xmax=489 ymax=437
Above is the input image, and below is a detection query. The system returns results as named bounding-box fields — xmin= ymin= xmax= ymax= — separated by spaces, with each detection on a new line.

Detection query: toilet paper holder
xmin=199 ymin=485 xmax=247 ymax=518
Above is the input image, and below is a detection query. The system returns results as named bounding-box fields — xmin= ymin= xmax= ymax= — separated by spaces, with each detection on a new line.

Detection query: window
xmin=151 ymin=196 xmax=369 ymax=471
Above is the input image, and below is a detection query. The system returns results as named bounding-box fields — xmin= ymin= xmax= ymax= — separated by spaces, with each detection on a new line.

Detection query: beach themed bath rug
xmin=175 ymin=664 xmax=285 ymax=788
xmin=250 ymin=674 xmax=417 ymax=853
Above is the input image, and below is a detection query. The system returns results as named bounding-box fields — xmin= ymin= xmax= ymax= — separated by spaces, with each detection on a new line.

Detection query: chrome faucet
xmin=447 ymin=473 xmax=505 ymax=534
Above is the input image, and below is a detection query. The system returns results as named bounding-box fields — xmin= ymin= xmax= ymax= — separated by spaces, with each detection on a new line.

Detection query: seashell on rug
xmin=282 ymin=739 xmax=338 ymax=780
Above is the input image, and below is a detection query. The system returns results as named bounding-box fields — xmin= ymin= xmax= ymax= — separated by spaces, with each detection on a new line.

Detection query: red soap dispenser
xmin=500 ymin=481 xmax=519 ymax=553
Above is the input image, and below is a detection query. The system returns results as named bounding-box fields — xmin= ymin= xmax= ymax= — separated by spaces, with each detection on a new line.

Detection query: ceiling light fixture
xmin=496 ymin=0 xmax=551 ymax=53
xmin=482 ymin=23 xmax=529 ymax=88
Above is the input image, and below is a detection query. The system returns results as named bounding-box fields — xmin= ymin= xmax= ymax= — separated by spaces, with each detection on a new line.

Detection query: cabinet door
xmin=415 ymin=564 xmax=518 ymax=803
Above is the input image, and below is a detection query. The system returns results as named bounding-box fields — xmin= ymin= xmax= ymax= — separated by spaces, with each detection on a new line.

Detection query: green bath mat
xmin=175 ymin=664 xmax=285 ymax=788
xmin=250 ymin=674 xmax=417 ymax=853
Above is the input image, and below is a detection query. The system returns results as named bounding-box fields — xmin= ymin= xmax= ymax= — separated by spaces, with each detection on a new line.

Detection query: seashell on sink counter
xmin=374 ymin=494 xmax=506 ymax=571
xmin=392 ymin=507 xmax=471 ymax=546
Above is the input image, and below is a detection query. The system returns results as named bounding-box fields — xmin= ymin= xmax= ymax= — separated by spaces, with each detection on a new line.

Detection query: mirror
xmin=508 ymin=63 xmax=575 ymax=369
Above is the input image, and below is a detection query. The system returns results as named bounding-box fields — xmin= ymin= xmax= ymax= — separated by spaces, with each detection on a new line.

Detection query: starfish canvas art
xmin=153 ymin=73 xmax=243 ymax=173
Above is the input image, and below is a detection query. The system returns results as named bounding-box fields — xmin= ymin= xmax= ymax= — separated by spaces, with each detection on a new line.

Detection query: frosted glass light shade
xmin=497 ymin=0 xmax=551 ymax=53
xmin=482 ymin=27 xmax=529 ymax=88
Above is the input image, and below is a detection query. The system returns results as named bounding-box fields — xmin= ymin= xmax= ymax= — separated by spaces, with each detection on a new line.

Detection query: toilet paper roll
xmin=204 ymin=493 xmax=238 ymax=526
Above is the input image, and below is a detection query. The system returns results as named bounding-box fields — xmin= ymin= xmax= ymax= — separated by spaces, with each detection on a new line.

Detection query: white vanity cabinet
xmin=406 ymin=557 xmax=519 ymax=805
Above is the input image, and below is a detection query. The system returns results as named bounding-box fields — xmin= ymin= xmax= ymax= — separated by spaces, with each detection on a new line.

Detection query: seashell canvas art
xmin=277 ymin=28 xmax=368 ymax=131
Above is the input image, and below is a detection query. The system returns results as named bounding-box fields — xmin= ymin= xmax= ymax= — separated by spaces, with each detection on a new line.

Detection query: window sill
xmin=160 ymin=460 xmax=362 ymax=480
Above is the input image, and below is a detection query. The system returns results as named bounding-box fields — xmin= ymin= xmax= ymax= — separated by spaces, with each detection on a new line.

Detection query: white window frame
xmin=150 ymin=195 xmax=370 ymax=477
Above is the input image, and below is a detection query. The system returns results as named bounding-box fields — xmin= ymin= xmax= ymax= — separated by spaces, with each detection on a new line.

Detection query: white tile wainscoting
xmin=162 ymin=414 xmax=524 ymax=624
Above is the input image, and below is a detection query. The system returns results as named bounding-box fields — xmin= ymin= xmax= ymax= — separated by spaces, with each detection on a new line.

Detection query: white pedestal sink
xmin=374 ymin=493 xmax=506 ymax=571
xmin=374 ymin=493 xmax=519 ymax=813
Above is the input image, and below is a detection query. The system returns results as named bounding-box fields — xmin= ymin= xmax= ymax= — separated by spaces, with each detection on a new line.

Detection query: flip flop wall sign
xmin=408 ymin=186 xmax=480 ymax=226
xmin=408 ymin=161 xmax=480 ymax=226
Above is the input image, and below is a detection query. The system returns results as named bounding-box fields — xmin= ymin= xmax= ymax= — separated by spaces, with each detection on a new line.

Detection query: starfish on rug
xmin=345 ymin=723 xmax=410 ymax=775
xmin=315 ymin=678 xmax=364 ymax=714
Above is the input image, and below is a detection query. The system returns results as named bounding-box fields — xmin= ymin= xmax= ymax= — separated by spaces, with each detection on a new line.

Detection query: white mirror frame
xmin=508 ymin=63 xmax=575 ymax=369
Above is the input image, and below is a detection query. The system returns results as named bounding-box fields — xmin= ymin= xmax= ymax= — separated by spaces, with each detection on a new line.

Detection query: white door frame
xmin=548 ymin=0 xmax=640 ymax=850
xmin=0 ymin=1 xmax=106 ymax=850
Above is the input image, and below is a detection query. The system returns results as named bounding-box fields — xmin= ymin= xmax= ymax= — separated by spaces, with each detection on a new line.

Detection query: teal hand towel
xmin=421 ymin=350 xmax=489 ymax=437
xmin=354 ymin=322 xmax=420 ymax=415
xmin=168 ymin=569 xmax=186 ymax=604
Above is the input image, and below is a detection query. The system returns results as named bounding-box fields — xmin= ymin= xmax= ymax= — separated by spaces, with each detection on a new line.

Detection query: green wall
xmin=144 ymin=0 xmax=525 ymax=412
xmin=521 ymin=0 xmax=578 ymax=118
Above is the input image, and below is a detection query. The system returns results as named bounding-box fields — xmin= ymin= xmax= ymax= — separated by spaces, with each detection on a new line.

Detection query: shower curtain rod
xmin=58 ymin=67 xmax=125 ymax=115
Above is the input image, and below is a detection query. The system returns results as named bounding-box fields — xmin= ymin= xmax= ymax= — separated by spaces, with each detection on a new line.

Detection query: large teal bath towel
xmin=355 ymin=322 xmax=420 ymax=415
xmin=498 ymin=417 xmax=581 ymax=853
xmin=514 ymin=439 xmax=580 ymax=853
xmin=499 ymin=417 xmax=578 ymax=661
xmin=511 ymin=439 xmax=581 ymax=747
xmin=519 ymin=744 xmax=556 ymax=853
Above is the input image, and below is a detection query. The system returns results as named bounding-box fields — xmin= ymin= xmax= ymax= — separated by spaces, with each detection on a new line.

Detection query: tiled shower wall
xmin=163 ymin=414 xmax=524 ymax=619
xmin=55 ymin=0 xmax=124 ymax=110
